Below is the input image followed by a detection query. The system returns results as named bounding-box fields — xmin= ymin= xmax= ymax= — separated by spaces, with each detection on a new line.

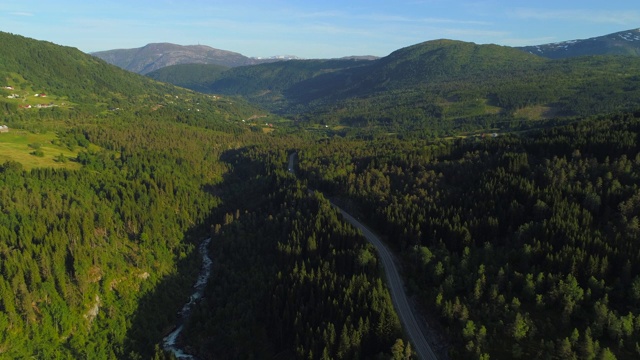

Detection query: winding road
xmin=288 ymin=153 xmax=439 ymax=360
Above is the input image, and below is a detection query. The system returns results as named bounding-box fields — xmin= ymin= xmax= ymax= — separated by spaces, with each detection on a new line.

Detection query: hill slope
xmin=0 ymin=31 xmax=276 ymax=359
xmin=0 ymin=32 xmax=168 ymax=107
xmin=146 ymin=63 xmax=230 ymax=92
xmin=282 ymin=40 xmax=546 ymax=103
xmin=153 ymin=40 xmax=542 ymax=105
xmin=152 ymin=38 xmax=640 ymax=135
xmin=518 ymin=28 xmax=640 ymax=59
xmin=0 ymin=32 xmax=265 ymax=131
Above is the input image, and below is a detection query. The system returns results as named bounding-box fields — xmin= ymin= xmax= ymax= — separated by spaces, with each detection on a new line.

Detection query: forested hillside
xmin=175 ymin=145 xmax=410 ymax=359
xmin=148 ymin=39 xmax=640 ymax=137
xmin=296 ymin=110 xmax=640 ymax=359
xmin=0 ymin=121 xmax=234 ymax=358
xmin=146 ymin=63 xmax=230 ymax=93
xmin=0 ymin=32 xmax=268 ymax=358
xmin=0 ymin=32 xmax=164 ymax=111
xmin=0 ymin=31 xmax=262 ymax=128
xmin=164 ymin=58 xmax=371 ymax=112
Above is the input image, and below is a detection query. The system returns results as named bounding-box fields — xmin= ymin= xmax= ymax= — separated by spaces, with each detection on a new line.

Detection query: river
xmin=162 ymin=237 xmax=213 ymax=359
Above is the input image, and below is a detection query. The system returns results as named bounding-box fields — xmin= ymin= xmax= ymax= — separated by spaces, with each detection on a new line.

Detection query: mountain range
xmin=93 ymin=28 xmax=640 ymax=76
xmin=5 ymin=27 xmax=640 ymax=136
xmin=143 ymin=36 xmax=640 ymax=135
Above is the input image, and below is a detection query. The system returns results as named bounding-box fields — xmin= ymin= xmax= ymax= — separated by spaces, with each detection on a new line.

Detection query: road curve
xmin=288 ymin=153 xmax=438 ymax=360
xmin=332 ymin=206 xmax=438 ymax=360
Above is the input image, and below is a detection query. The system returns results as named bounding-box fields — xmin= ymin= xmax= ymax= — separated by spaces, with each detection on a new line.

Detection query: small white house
xmin=0 ymin=125 xmax=9 ymax=133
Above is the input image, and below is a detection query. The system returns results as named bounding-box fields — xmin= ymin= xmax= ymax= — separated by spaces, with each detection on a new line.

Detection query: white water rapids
xmin=162 ymin=238 xmax=213 ymax=359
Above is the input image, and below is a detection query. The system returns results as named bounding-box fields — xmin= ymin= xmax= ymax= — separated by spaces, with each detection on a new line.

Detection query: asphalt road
xmin=287 ymin=153 xmax=438 ymax=360
xmin=332 ymin=206 xmax=438 ymax=360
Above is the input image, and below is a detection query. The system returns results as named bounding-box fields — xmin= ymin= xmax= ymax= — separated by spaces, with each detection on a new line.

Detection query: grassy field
xmin=0 ymin=130 xmax=82 ymax=170
xmin=513 ymin=104 xmax=560 ymax=120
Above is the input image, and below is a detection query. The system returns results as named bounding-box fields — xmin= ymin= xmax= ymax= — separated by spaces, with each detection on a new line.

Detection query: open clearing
xmin=0 ymin=130 xmax=81 ymax=170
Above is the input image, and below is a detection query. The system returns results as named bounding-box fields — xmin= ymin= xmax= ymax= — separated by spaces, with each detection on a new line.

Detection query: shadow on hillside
xmin=122 ymin=225 xmax=208 ymax=359
xmin=123 ymin=147 xmax=267 ymax=359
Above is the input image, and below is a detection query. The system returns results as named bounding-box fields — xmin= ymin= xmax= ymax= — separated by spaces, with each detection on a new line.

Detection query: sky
xmin=1 ymin=1 xmax=639 ymax=59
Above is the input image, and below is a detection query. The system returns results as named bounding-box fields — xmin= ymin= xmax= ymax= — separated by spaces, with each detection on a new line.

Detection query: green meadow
xmin=0 ymin=130 xmax=81 ymax=170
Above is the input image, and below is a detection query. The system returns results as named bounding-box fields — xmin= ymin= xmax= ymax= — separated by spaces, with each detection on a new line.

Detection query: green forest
xmin=179 ymin=145 xmax=408 ymax=359
xmin=296 ymin=111 xmax=640 ymax=359
xmin=148 ymin=40 xmax=640 ymax=137
xmin=3 ymin=29 xmax=640 ymax=360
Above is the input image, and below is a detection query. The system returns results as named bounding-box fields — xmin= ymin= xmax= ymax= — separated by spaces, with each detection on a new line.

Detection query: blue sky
xmin=1 ymin=1 xmax=639 ymax=58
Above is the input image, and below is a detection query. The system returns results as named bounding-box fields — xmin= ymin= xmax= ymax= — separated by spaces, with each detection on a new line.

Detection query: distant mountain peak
xmin=518 ymin=27 xmax=640 ymax=59
xmin=91 ymin=43 xmax=298 ymax=74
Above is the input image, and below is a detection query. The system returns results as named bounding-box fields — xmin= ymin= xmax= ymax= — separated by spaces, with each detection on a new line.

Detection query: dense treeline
xmin=180 ymin=146 xmax=410 ymax=359
xmin=0 ymin=109 xmax=257 ymax=357
xmin=297 ymin=110 xmax=640 ymax=359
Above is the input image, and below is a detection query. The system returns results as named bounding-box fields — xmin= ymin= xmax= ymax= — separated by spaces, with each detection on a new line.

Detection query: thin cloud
xmin=361 ymin=13 xmax=491 ymax=26
xmin=509 ymin=8 xmax=640 ymax=25
xmin=9 ymin=12 xmax=34 ymax=17
xmin=435 ymin=27 xmax=508 ymax=38
xmin=407 ymin=0 xmax=446 ymax=4
xmin=419 ymin=17 xmax=491 ymax=26
xmin=305 ymin=22 xmax=373 ymax=37
xmin=293 ymin=10 xmax=346 ymax=19
xmin=269 ymin=8 xmax=493 ymax=27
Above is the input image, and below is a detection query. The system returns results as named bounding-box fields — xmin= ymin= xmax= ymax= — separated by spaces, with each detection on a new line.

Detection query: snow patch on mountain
xmin=618 ymin=32 xmax=640 ymax=42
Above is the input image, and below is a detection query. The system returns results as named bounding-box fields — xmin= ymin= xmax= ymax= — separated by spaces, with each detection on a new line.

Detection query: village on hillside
xmin=3 ymin=85 xmax=61 ymax=109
